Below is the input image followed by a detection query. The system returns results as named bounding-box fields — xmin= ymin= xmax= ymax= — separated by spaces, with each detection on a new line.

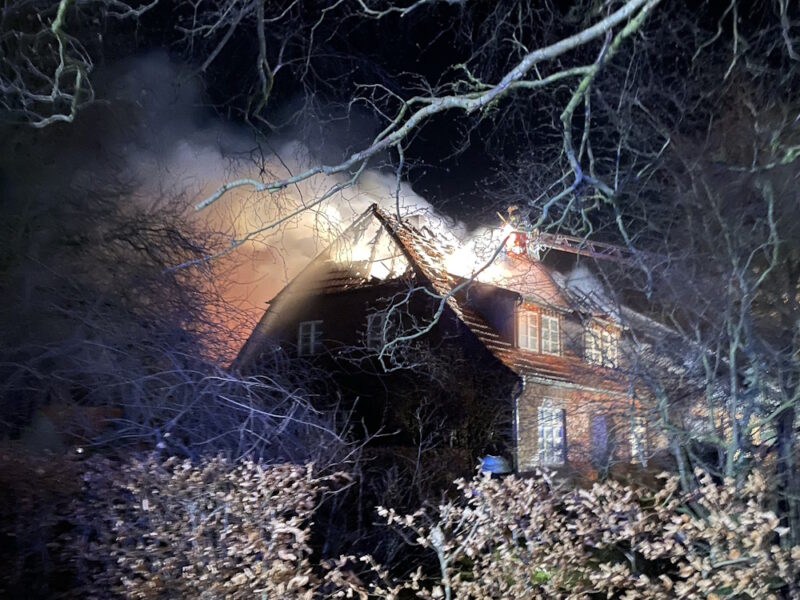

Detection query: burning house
xmin=236 ymin=204 xmax=656 ymax=477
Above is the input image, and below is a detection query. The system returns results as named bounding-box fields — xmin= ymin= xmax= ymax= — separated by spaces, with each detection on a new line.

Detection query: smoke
xmin=1 ymin=52 xmax=507 ymax=357
xmin=87 ymin=53 xmax=481 ymax=342
xmin=563 ymin=264 xmax=619 ymax=318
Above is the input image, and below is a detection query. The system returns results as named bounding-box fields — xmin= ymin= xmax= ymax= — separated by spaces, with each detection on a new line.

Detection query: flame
xmin=507 ymin=231 xmax=528 ymax=255
xmin=441 ymin=225 xmax=524 ymax=285
xmin=443 ymin=244 xmax=484 ymax=277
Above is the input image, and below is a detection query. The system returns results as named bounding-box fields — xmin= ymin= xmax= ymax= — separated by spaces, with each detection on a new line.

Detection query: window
xmin=297 ymin=320 xmax=323 ymax=356
xmin=517 ymin=309 xmax=539 ymax=351
xmin=517 ymin=309 xmax=560 ymax=355
xmin=366 ymin=312 xmax=387 ymax=349
xmin=590 ymin=413 xmax=613 ymax=468
xmin=630 ymin=415 xmax=647 ymax=466
xmin=541 ymin=315 xmax=560 ymax=355
xmin=585 ymin=325 xmax=619 ymax=367
xmin=538 ymin=402 xmax=566 ymax=465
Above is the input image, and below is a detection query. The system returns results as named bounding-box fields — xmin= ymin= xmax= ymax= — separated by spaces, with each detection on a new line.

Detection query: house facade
xmin=237 ymin=204 xmax=652 ymax=476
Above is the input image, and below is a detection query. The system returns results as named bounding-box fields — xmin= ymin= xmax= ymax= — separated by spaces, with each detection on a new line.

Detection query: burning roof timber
xmin=238 ymin=204 xmax=631 ymax=391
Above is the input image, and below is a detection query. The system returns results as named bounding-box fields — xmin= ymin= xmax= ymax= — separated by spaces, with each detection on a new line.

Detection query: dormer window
xmin=541 ymin=315 xmax=560 ymax=355
xmin=517 ymin=310 xmax=539 ymax=351
xmin=297 ymin=320 xmax=323 ymax=356
xmin=585 ymin=324 xmax=618 ymax=367
xmin=517 ymin=308 xmax=560 ymax=355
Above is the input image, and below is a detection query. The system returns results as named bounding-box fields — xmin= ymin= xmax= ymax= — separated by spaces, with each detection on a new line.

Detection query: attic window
xmin=585 ymin=324 xmax=618 ymax=367
xmin=541 ymin=315 xmax=560 ymax=355
xmin=517 ymin=309 xmax=539 ymax=351
xmin=297 ymin=320 xmax=323 ymax=356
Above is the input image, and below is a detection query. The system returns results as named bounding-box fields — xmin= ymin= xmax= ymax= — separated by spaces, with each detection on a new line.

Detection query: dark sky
xmin=125 ymin=0 xmax=551 ymax=225
xmin=1 ymin=0 xmax=797 ymax=358
xmin=4 ymin=1 xmax=769 ymax=227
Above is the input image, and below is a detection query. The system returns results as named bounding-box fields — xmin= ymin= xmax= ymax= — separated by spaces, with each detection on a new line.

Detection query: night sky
xmin=1 ymin=0 xmax=797 ymax=346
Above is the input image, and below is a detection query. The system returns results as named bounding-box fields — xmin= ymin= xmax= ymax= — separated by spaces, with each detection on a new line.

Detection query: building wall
xmin=239 ymin=265 xmax=653 ymax=478
xmin=516 ymin=378 xmax=644 ymax=475
xmin=240 ymin=280 xmax=520 ymax=461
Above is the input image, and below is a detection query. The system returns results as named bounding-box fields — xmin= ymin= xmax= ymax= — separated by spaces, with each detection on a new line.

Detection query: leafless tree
xmin=0 ymin=164 xmax=366 ymax=470
xmin=0 ymin=0 xmax=159 ymax=126
xmin=567 ymin=65 xmax=800 ymax=539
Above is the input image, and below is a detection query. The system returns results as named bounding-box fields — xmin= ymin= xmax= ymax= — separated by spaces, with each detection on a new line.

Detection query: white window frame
xmin=297 ymin=320 xmax=323 ymax=356
xmin=540 ymin=314 xmax=560 ymax=355
xmin=517 ymin=309 xmax=539 ymax=351
xmin=585 ymin=324 xmax=619 ymax=367
xmin=538 ymin=401 xmax=566 ymax=465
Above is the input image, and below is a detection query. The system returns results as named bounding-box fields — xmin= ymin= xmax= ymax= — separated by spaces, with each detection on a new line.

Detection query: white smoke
xmin=99 ymin=53 xmax=487 ymax=334
xmin=563 ymin=264 xmax=619 ymax=318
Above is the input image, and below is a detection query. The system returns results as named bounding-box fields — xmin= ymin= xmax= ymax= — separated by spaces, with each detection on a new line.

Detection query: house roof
xmin=240 ymin=204 xmax=629 ymax=391
xmin=366 ymin=206 xmax=627 ymax=390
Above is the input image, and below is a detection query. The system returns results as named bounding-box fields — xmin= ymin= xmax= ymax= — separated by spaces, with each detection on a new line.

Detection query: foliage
xmin=62 ymin=456 xmax=343 ymax=598
xmin=12 ymin=454 xmax=795 ymax=599
xmin=381 ymin=470 xmax=800 ymax=599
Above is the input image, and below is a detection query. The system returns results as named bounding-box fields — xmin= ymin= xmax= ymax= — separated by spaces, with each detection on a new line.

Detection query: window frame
xmin=540 ymin=314 xmax=561 ymax=355
xmin=538 ymin=401 xmax=566 ymax=465
xmin=629 ymin=414 xmax=648 ymax=466
xmin=517 ymin=308 xmax=539 ymax=351
xmin=585 ymin=323 xmax=619 ymax=367
xmin=365 ymin=312 xmax=387 ymax=350
xmin=297 ymin=320 xmax=323 ymax=356
xmin=590 ymin=412 xmax=615 ymax=467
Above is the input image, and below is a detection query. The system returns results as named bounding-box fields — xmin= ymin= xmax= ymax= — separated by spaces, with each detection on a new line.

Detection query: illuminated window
xmin=517 ymin=309 xmax=539 ymax=351
xmin=538 ymin=402 xmax=566 ymax=465
xmin=297 ymin=320 xmax=323 ymax=356
xmin=585 ymin=324 xmax=619 ymax=367
xmin=541 ymin=315 xmax=560 ymax=355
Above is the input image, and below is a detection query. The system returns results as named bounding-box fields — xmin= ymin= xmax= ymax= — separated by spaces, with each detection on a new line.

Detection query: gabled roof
xmin=239 ymin=204 xmax=628 ymax=391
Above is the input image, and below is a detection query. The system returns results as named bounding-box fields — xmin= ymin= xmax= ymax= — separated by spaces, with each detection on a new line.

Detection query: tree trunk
xmin=775 ymin=405 xmax=799 ymax=546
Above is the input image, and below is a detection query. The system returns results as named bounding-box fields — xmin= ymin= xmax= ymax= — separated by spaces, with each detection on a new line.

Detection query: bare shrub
xmin=380 ymin=469 xmax=800 ymax=599
xmin=62 ymin=456 xmax=348 ymax=598
xmin=43 ymin=455 xmax=800 ymax=599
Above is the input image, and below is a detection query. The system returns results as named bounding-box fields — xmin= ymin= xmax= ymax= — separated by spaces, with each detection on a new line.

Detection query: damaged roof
xmin=367 ymin=205 xmax=627 ymax=389
xmin=241 ymin=203 xmax=628 ymax=391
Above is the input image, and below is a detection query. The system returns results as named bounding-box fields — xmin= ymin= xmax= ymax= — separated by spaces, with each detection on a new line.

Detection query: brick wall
xmin=516 ymin=379 xmax=646 ymax=474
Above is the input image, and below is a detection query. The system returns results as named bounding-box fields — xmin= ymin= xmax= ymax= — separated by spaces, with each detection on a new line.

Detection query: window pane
xmin=518 ymin=310 xmax=538 ymax=351
xmin=630 ymin=415 xmax=647 ymax=466
xmin=538 ymin=404 xmax=565 ymax=465
xmin=366 ymin=313 xmax=384 ymax=349
xmin=517 ymin=313 xmax=528 ymax=348
xmin=541 ymin=315 xmax=559 ymax=354
xmin=298 ymin=321 xmax=322 ymax=356
xmin=590 ymin=414 xmax=613 ymax=467
xmin=586 ymin=325 xmax=618 ymax=367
